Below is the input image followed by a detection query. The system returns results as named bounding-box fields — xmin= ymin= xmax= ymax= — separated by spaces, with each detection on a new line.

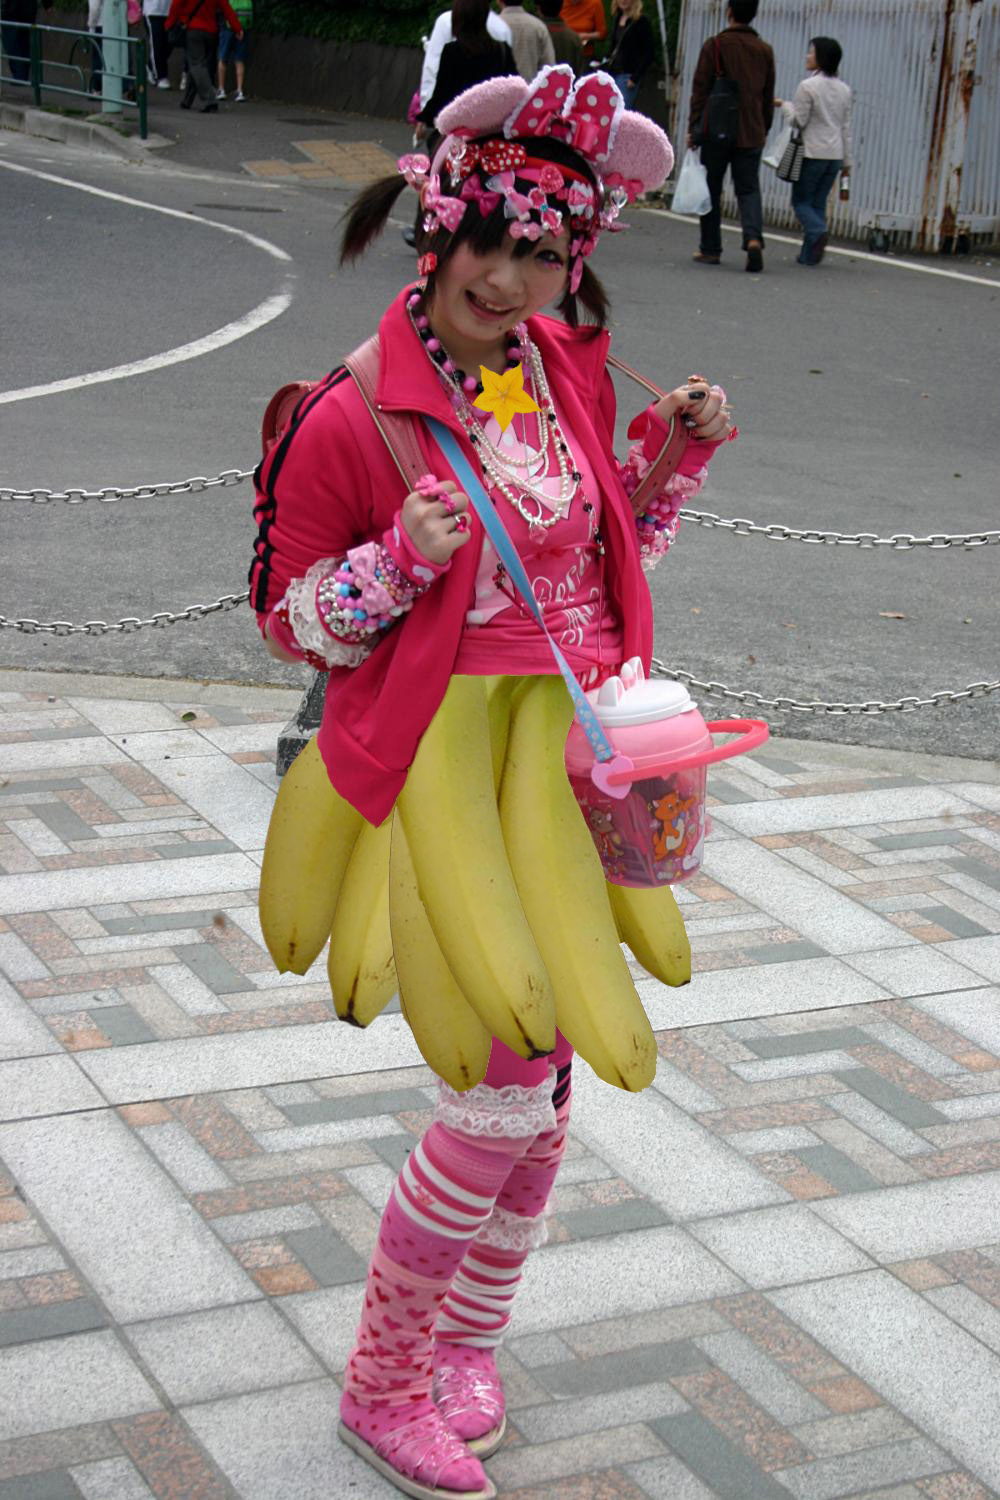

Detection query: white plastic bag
xmin=671 ymin=149 xmax=712 ymax=217
xmin=763 ymin=122 xmax=792 ymax=170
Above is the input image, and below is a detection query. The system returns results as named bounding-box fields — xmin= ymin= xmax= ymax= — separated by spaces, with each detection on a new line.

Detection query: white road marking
xmin=0 ymin=158 xmax=295 ymax=403
xmin=646 ymin=206 xmax=1000 ymax=290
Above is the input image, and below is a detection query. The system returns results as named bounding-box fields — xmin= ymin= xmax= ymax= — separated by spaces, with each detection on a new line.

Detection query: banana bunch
xmin=258 ymin=674 xmax=690 ymax=1092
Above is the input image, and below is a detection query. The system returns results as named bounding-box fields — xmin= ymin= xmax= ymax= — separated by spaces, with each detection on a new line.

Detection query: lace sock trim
xmin=435 ymin=1071 xmax=557 ymax=1140
xmin=477 ymin=1202 xmax=549 ymax=1253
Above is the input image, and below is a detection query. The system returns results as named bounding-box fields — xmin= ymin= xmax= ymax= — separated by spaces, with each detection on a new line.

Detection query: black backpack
xmin=699 ymin=36 xmax=740 ymax=146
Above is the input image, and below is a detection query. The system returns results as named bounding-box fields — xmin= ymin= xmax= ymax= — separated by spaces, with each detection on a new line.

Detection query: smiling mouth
xmin=466 ymin=291 xmax=518 ymax=318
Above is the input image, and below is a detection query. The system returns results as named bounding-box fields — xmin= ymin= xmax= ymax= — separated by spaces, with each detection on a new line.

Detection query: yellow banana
xmin=396 ymin=674 xmax=555 ymax=1060
xmin=608 ymin=881 xmax=691 ymax=988
xmin=328 ymin=814 xmax=398 ymax=1026
xmin=499 ymin=675 xmax=658 ymax=1092
xmin=485 ymin=675 xmax=519 ymax=795
xmin=389 ymin=818 xmax=491 ymax=1092
xmin=259 ymin=737 xmax=364 ymax=975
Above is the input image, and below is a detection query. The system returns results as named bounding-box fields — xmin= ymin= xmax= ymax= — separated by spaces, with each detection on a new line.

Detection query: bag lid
xmin=593 ymin=659 xmax=697 ymax=727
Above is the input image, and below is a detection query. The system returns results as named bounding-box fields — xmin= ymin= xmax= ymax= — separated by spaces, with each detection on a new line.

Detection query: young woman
xmin=251 ymin=64 xmax=735 ymax=1500
xmin=418 ymin=0 xmax=517 ymax=133
xmin=776 ymin=35 xmax=852 ymax=265
xmin=606 ymin=0 xmax=655 ymax=110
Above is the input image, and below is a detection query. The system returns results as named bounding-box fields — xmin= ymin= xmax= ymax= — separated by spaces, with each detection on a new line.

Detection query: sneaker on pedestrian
xmin=156 ymin=77 xmax=170 ymax=88
xmin=233 ymin=88 xmax=245 ymax=101
xmin=215 ymin=86 xmax=226 ymax=99
xmin=692 ymin=250 xmax=720 ymax=265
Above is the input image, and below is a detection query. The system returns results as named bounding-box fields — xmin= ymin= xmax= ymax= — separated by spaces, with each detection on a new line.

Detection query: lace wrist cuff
xmin=276 ymin=558 xmax=373 ymax=670
xmin=435 ymin=1071 xmax=557 ymax=1140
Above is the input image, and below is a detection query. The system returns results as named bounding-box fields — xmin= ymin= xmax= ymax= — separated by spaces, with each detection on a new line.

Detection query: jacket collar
xmin=375 ymin=283 xmax=611 ymax=419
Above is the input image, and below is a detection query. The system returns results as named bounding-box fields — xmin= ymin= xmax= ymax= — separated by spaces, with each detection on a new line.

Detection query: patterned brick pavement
xmin=1 ymin=679 xmax=999 ymax=1499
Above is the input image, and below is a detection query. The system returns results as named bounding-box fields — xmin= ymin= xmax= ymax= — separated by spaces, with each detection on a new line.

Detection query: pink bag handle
xmin=607 ymin=718 xmax=770 ymax=785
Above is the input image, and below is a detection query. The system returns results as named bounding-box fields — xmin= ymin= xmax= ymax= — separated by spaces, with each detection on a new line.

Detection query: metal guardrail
xmin=0 ymin=20 xmax=147 ymax=140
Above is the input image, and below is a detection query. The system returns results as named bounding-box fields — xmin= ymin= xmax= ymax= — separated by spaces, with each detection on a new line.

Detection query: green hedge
xmin=255 ymin=1 xmax=682 ymax=64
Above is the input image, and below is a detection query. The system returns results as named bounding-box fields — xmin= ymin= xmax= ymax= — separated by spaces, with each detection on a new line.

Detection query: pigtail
xmin=557 ymin=263 xmax=608 ymax=336
xmin=339 ymin=175 xmax=410 ymax=265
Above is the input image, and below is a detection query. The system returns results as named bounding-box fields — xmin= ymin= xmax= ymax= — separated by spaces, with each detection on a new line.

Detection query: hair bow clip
xmin=397 ymin=153 xmax=430 ymax=191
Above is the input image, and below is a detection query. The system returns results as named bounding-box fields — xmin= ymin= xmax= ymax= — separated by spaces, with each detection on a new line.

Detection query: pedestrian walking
xmin=250 ymin=61 xmax=735 ymax=1500
xmin=605 ymin=0 xmax=655 ymax=109
xmin=216 ymin=0 xmax=251 ymax=100
xmin=142 ymin=0 xmax=170 ymax=87
xmin=418 ymin=1 xmax=513 ymax=118
xmin=418 ymin=0 xmax=516 ymax=133
xmin=1 ymin=0 xmax=36 ymax=84
xmin=164 ymin=0 xmax=242 ymax=112
xmin=688 ymin=0 xmax=775 ymax=272
xmin=495 ymin=0 xmax=554 ymax=81
xmin=559 ymin=0 xmax=606 ymax=62
xmin=776 ymin=36 xmax=852 ymax=265
xmin=537 ymin=0 xmax=583 ymax=74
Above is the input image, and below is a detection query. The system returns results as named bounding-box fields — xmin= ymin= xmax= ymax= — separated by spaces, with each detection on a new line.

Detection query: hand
xmin=652 ymin=379 xmax=733 ymax=444
xmin=773 ymin=96 xmax=782 ymax=106
xmin=413 ymin=120 xmax=428 ymax=142
xmin=401 ymin=479 xmax=471 ymax=564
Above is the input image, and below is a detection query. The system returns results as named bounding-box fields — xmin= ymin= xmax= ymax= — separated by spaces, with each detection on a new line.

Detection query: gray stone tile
xmin=278 ymin=1284 xmax=364 ymax=1373
xmin=711 ymin=786 xmax=980 ymax=838
xmin=0 ymin=975 xmax=61 ymax=1062
xmin=506 ymin=1331 xmax=576 ymax=1369
xmin=924 ymin=1282 xmax=1000 ymax=1355
xmin=0 ymin=1331 xmax=159 ymax=1441
xmin=558 ymin=1198 xmax=671 ymax=1240
xmin=0 ymin=1300 xmax=107 ymax=1350
xmin=773 ymin=1439 xmax=951 ymax=1500
xmin=34 ymin=804 xmax=98 ymax=844
xmin=695 ymin=1330 xmax=828 ymax=1425
xmin=152 ymin=840 xmax=237 ymax=860
xmin=0 ymin=1111 xmax=255 ymax=1322
xmin=171 ymin=944 xmax=249 ymax=996
xmin=136 ymin=1122 xmax=230 ymax=1194
xmin=283 ymin=1225 xmax=366 ymax=1287
xmin=0 ymin=778 xmax=85 ymax=797
xmin=101 ymin=912 xmax=219 ymax=936
xmin=88 ymin=1007 xmax=157 ymax=1048
xmin=572 ymin=1065 xmax=789 ymax=1219
xmin=788 ymin=1405 xmax=916 ymax=1457
xmin=745 ymin=1029 xmax=871 ymax=1058
xmin=69 ymin=1457 xmax=154 ymax=1499
xmin=688 ymin=1205 xmax=875 ymax=1290
xmin=948 ymin=855 xmax=1000 ymax=893
xmin=0 ymin=934 xmax=51 ymax=983
xmin=124 ymin=1302 xmax=323 ymax=1403
xmin=626 ymin=1453 xmax=718 ymax=1500
xmin=0 ymin=1056 xmax=104 ymax=1123
xmin=909 ymin=988 xmax=1000 ymax=1059
xmin=0 ymin=1246 xmax=66 ymax=1278
xmin=920 ymin=905 xmax=993 ymax=939
xmin=514 ymin=1379 xmax=688 ymax=1442
xmin=487 ymin=1422 xmax=666 ymax=1489
xmin=369 ymin=1133 xmax=417 ymax=1174
xmin=0 ymin=1474 xmax=84 ymax=1500
xmin=871 ymin=831 xmax=965 ymax=850
xmin=745 ymin=941 xmax=830 ymax=965
xmin=213 ymin=1205 xmax=320 ymax=1244
xmin=649 ymin=1411 xmax=795 ymax=1500
xmin=638 ymin=958 xmax=888 ymax=1033
xmin=813 ymin=1170 xmax=1000 ymax=1261
xmin=0 ymin=853 xmax=261 ymax=920
xmin=281 ymin=1089 xmax=430 ymax=1126
xmin=753 ymin=753 xmax=806 ymax=774
xmin=935 ymin=937 xmax=1000 ymax=984
xmin=828 ymin=1093 xmax=934 ymax=1159
xmin=532 ymin=1339 xmax=707 ymax=1396
xmin=794 ymin=1144 xmax=884 ymax=1194
xmin=707 ymin=778 xmax=756 ymax=804
xmin=831 ymin=1068 xmax=948 ymax=1129
xmin=771 ymin=1271 xmax=1000 ymax=1493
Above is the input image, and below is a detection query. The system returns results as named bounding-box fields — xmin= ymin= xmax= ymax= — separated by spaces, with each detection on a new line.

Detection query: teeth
xmin=472 ymin=295 xmax=510 ymax=313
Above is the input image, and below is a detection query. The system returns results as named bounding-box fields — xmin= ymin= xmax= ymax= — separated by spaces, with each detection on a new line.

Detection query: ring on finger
xmin=453 ymin=514 xmax=469 ymax=533
xmin=439 ymin=493 xmax=456 ymax=516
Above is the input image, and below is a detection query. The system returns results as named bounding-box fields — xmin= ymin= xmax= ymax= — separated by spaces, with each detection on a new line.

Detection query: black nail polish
xmin=687 ymin=389 xmax=707 ymax=401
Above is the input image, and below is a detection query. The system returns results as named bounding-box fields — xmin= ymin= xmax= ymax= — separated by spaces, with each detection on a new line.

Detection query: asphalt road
xmin=1 ymin=118 xmax=997 ymax=760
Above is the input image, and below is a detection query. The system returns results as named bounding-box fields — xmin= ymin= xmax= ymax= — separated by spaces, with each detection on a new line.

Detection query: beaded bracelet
xmin=315 ymin=545 xmax=426 ymax=643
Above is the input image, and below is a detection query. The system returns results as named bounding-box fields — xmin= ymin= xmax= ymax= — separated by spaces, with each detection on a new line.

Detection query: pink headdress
xmin=398 ymin=65 xmax=674 ymax=289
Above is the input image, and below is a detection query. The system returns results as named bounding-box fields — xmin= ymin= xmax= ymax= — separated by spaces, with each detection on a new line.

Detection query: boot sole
xmin=338 ymin=1421 xmax=497 ymax=1500
xmin=466 ymin=1417 xmax=506 ymax=1459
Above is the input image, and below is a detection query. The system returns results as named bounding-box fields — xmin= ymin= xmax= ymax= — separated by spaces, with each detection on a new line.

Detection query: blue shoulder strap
xmin=426 ymin=416 xmax=616 ymax=765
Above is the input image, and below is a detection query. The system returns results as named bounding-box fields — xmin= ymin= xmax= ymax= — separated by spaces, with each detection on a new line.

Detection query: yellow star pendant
xmin=473 ymin=362 xmax=540 ymax=434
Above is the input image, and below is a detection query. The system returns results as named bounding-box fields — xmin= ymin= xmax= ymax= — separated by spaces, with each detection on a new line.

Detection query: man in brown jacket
xmin=687 ymin=0 xmax=775 ymax=271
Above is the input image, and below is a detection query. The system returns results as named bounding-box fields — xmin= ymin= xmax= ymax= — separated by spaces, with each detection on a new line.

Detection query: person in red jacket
xmin=164 ymin=0 xmax=242 ymax=112
xmin=250 ymin=65 xmax=736 ymax=1500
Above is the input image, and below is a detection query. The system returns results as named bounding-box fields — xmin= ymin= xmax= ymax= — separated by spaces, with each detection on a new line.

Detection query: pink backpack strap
xmin=343 ymin=335 xmax=429 ymax=492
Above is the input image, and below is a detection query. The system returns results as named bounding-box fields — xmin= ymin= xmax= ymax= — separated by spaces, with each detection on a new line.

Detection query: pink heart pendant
xmin=591 ymin=751 xmax=634 ymax=801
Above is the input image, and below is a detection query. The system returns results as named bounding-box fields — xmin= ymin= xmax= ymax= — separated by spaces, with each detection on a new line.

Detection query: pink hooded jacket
xmin=250 ymin=286 xmax=656 ymax=826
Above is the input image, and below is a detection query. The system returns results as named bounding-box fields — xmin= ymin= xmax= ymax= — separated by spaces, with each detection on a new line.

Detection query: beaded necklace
xmin=407 ymin=288 xmax=582 ymax=536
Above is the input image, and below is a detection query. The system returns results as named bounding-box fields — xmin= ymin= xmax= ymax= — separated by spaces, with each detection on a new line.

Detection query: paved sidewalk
xmin=1 ymin=670 xmax=1000 ymax=1500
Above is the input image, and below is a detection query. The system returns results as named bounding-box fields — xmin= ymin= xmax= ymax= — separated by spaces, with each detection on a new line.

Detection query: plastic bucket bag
xmin=672 ymin=149 xmax=712 ymax=217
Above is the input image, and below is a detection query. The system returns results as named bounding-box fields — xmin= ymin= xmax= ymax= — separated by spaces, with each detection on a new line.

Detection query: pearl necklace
xmin=407 ymin=289 xmax=582 ymax=534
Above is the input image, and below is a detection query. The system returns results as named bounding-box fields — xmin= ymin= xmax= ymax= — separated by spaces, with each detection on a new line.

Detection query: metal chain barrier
xmin=2 ymin=469 xmax=998 ymax=552
xmin=649 ymin=659 xmax=1000 ymax=716
xmin=0 ymin=594 xmax=249 ymax=636
xmin=0 ymin=470 xmax=254 ymax=504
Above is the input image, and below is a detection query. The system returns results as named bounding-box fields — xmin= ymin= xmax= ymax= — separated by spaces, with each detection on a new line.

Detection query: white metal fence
xmin=673 ymin=0 xmax=999 ymax=251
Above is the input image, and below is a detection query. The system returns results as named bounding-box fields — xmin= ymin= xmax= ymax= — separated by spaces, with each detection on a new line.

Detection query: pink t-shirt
xmin=453 ymin=397 xmax=624 ymax=683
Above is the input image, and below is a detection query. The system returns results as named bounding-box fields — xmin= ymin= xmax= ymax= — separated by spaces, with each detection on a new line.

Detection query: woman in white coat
xmin=776 ymin=35 xmax=852 ymax=265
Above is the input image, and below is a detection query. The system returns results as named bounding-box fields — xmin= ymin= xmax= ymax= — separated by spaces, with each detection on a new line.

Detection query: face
xmin=426 ymin=229 xmax=571 ymax=352
xmin=806 ymin=43 xmax=817 ymax=69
